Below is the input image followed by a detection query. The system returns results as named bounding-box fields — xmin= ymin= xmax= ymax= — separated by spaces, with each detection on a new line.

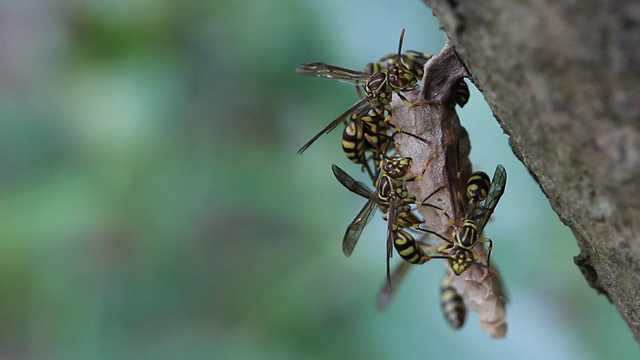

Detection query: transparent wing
xmin=384 ymin=195 xmax=398 ymax=289
xmin=296 ymin=62 xmax=370 ymax=86
xmin=331 ymin=164 xmax=374 ymax=199
xmin=404 ymin=50 xmax=432 ymax=64
xmin=342 ymin=199 xmax=377 ymax=257
xmin=377 ymin=261 xmax=412 ymax=311
xmin=297 ymin=95 xmax=373 ymax=154
xmin=443 ymin=143 xmax=464 ymax=223
xmin=477 ymin=164 xmax=507 ymax=232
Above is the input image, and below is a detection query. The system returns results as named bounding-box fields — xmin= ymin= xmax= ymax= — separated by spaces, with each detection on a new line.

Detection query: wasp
xmin=332 ymin=154 xmax=443 ymax=287
xmin=365 ymin=50 xmax=432 ymax=77
xmin=296 ymin=29 xmax=422 ymax=155
xmin=340 ymin=50 xmax=434 ymax=181
xmin=364 ymin=50 xmax=470 ymax=108
xmin=338 ymin=48 xmax=471 ymax=180
xmin=464 ymin=170 xmax=491 ymax=218
xmin=440 ymin=273 xmax=466 ymax=329
xmin=331 ymin=164 xmax=427 ymax=259
xmin=425 ymin=144 xmax=507 ymax=275
xmin=340 ymin=104 xmax=391 ymax=181
xmin=340 ymin=100 xmax=430 ymax=182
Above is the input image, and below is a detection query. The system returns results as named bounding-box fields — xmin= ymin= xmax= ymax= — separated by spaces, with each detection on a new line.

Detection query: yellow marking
xmin=399 ymin=247 xmax=415 ymax=257
xmin=394 ymin=236 xmax=408 ymax=246
xmin=406 ymin=254 xmax=420 ymax=263
xmin=443 ymin=302 xmax=459 ymax=313
xmin=341 ymin=141 xmax=357 ymax=150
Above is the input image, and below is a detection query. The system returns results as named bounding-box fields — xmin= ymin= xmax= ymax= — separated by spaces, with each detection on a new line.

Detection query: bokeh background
xmin=0 ymin=0 xmax=637 ymax=359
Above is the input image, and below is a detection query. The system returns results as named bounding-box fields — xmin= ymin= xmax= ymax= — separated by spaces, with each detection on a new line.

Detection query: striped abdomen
xmin=440 ymin=274 xmax=466 ymax=329
xmin=393 ymin=229 xmax=428 ymax=264
xmin=341 ymin=119 xmax=366 ymax=164
xmin=466 ymin=171 xmax=490 ymax=205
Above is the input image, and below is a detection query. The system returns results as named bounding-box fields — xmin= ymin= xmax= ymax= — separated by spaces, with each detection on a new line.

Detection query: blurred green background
xmin=0 ymin=0 xmax=636 ymax=359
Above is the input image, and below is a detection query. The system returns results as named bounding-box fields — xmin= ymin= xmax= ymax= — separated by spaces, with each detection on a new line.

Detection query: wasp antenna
xmin=397 ymin=29 xmax=406 ymax=60
xmin=363 ymin=133 xmax=390 ymax=161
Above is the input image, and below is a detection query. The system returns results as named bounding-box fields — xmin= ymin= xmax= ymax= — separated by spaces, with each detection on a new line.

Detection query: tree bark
xmin=421 ymin=0 xmax=640 ymax=341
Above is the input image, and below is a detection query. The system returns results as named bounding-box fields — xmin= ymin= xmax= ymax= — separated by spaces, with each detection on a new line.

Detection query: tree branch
xmin=422 ymin=0 xmax=640 ymax=341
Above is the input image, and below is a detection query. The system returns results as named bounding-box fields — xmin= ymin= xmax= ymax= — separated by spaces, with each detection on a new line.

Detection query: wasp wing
xmin=342 ymin=199 xmax=377 ymax=257
xmin=332 ymin=164 xmax=379 ymax=257
xmin=376 ymin=261 xmax=412 ymax=311
xmin=331 ymin=164 xmax=374 ymax=199
xmin=384 ymin=194 xmax=399 ymax=289
xmin=477 ymin=164 xmax=507 ymax=232
xmin=297 ymin=95 xmax=373 ymax=154
xmin=296 ymin=62 xmax=370 ymax=86
xmin=443 ymin=143 xmax=465 ymax=222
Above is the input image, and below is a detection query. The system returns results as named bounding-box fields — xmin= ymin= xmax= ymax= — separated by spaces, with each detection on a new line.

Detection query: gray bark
xmin=421 ymin=0 xmax=640 ymax=341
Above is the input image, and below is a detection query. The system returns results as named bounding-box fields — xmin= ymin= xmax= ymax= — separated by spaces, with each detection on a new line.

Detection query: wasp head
xmin=448 ymin=247 xmax=478 ymax=275
xmin=388 ymin=63 xmax=417 ymax=91
xmin=382 ymin=156 xmax=412 ymax=179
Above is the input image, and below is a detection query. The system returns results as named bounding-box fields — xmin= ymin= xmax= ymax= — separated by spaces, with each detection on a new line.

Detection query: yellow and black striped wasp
xmin=340 ymin=50 xmax=436 ymax=181
xmin=341 ymin=104 xmax=391 ymax=181
xmin=331 ymin=157 xmax=444 ymax=287
xmin=337 ymin=48 xmax=471 ymax=180
xmin=365 ymin=50 xmax=432 ymax=76
xmin=364 ymin=50 xmax=471 ymax=108
xmin=330 ymin=163 xmax=428 ymax=260
xmin=296 ymin=29 xmax=421 ymax=155
xmin=464 ymin=171 xmax=492 ymax=219
xmin=440 ymin=273 xmax=466 ymax=329
xmin=425 ymin=144 xmax=507 ymax=275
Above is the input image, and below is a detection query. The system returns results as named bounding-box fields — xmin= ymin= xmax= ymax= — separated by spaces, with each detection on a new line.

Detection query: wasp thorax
xmin=387 ymin=64 xmax=417 ymax=90
xmin=382 ymin=157 xmax=412 ymax=179
xmin=365 ymin=71 xmax=388 ymax=94
xmin=457 ymin=219 xmax=479 ymax=248
xmin=448 ymin=248 xmax=476 ymax=275
xmin=376 ymin=176 xmax=393 ymax=200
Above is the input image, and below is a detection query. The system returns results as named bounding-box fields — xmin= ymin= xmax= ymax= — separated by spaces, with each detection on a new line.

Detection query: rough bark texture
xmin=422 ymin=0 xmax=640 ymax=341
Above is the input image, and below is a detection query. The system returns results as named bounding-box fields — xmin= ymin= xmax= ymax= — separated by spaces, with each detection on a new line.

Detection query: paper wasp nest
xmin=391 ymin=40 xmax=507 ymax=338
